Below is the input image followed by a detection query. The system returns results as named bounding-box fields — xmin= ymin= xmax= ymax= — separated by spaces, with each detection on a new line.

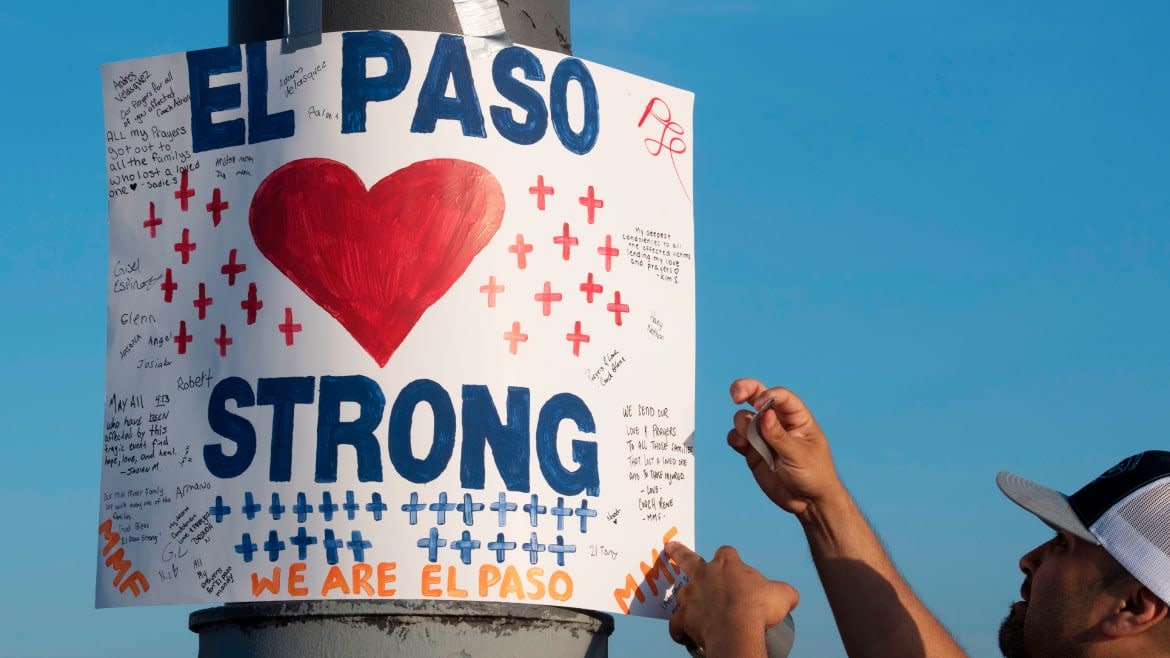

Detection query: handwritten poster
xmin=99 ymin=31 xmax=694 ymax=618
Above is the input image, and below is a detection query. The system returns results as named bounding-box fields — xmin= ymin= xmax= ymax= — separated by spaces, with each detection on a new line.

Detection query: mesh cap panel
xmin=1090 ymin=479 xmax=1170 ymax=604
xmin=1117 ymin=483 xmax=1170 ymax=557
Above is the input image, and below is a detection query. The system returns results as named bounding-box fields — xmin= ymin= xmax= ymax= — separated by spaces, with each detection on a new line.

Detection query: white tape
xmin=745 ymin=398 xmax=777 ymax=471
xmin=453 ymin=0 xmax=512 ymax=57
xmin=282 ymin=0 xmax=322 ymax=52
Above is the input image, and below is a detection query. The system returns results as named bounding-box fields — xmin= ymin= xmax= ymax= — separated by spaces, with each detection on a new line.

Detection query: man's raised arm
xmin=728 ymin=378 xmax=966 ymax=658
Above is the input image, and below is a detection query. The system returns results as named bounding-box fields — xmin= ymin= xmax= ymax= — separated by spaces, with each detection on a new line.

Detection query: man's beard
xmin=998 ymin=601 xmax=1028 ymax=658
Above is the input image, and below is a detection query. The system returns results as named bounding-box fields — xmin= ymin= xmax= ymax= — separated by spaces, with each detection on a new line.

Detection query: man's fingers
xmin=731 ymin=378 xmax=791 ymax=410
xmin=727 ymin=428 xmax=748 ymax=455
xmin=763 ymin=387 xmax=815 ymax=429
xmin=667 ymin=612 xmax=693 ymax=646
xmin=731 ymin=380 xmax=815 ymax=428
xmin=733 ymin=409 xmax=754 ymax=436
xmin=664 ymin=541 xmax=705 ymax=578
xmin=757 ymin=408 xmax=794 ymax=450
xmin=764 ymin=581 xmax=801 ymax=621
xmin=712 ymin=544 xmax=741 ymax=563
xmin=747 ymin=450 xmax=783 ymax=492
xmin=730 ymin=378 xmax=768 ymax=404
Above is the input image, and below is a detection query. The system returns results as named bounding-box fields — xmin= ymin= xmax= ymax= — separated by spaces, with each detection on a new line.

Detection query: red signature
xmin=637 ymin=97 xmax=690 ymax=201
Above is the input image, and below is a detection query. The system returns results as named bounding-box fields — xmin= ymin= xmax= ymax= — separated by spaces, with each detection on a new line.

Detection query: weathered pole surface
xmin=189 ymin=3 xmax=613 ymax=655
xmin=228 ymin=0 xmax=571 ymax=53
xmin=190 ymin=600 xmax=612 ymax=657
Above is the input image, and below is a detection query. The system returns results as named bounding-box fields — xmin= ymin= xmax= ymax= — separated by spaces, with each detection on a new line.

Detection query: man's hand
xmin=666 ymin=542 xmax=798 ymax=657
xmin=727 ymin=379 xmax=842 ymax=518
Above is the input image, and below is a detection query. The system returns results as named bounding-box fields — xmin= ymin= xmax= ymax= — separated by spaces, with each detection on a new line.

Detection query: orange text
xmin=98 ymin=519 xmax=151 ymax=597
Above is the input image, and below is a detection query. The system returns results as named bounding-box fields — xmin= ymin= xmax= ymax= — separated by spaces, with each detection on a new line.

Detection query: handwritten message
xmin=622 ymin=227 xmax=693 ymax=285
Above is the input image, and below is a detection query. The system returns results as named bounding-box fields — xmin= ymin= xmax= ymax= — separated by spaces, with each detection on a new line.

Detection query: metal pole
xmin=228 ymin=0 xmax=571 ymax=54
xmin=190 ymin=3 xmax=611 ymax=656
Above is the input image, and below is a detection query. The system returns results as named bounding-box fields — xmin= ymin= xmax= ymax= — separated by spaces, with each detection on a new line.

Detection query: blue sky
xmin=2 ymin=1 xmax=1169 ymax=656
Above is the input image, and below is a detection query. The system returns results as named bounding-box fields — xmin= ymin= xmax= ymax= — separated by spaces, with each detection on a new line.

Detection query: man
xmin=667 ymin=378 xmax=1170 ymax=657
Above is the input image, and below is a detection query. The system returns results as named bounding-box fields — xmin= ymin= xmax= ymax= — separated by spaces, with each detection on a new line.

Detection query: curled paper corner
xmin=453 ymin=0 xmax=512 ymax=58
xmin=662 ymin=571 xmax=690 ymax=614
xmin=683 ymin=431 xmax=696 ymax=451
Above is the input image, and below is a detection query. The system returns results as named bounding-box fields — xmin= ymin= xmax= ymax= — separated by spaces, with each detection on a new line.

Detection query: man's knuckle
xmin=714 ymin=545 xmax=738 ymax=562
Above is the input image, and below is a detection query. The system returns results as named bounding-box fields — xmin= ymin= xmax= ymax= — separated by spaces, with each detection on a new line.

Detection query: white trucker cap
xmin=997 ymin=450 xmax=1170 ymax=604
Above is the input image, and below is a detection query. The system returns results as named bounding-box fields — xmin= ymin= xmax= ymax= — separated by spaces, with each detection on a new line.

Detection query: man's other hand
xmin=666 ymin=541 xmax=798 ymax=657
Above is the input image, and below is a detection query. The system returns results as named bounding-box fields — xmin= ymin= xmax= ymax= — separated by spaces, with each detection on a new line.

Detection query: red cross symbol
xmin=606 ymin=291 xmax=630 ymax=326
xmin=142 ymin=202 xmax=163 ymax=238
xmin=566 ymin=321 xmax=590 ymax=356
xmin=534 ymin=281 xmax=563 ymax=316
xmin=220 ymin=249 xmax=246 ymax=286
xmin=214 ymin=324 xmax=233 ymax=357
xmin=528 ymin=175 xmax=554 ymax=210
xmin=279 ymin=307 xmax=302 ymax=346
xmin=174 ymin=228 xmax=196 ymax=264
xmin=597 ymin=235 xmax=619 ymax=272
xmin=578 ymin=185 xmax=604 ymax=224
xmin=508 ymin=234 xmax=533 ymax=269
xmin=193 ymin=282 xmax=213 ymax=319
xmin=579 ymin=272 xmax=603 ymax=303
xmin=553 ymin=223 xmax=579 ymax=260
xmin=174 ymin=169 xmax=195 ymax=211
xmin=206 ymin=187 xmax=229 ymax=226
xmin=479 ymin=275 xmax=504 ymax=307
xmin=241 ymin=282 xmax=263 ymax=325
xmin=503 ymin=321 xmax=529 ymax=355
xmin=160 ymin=267 xmax=177 ymax=303
xmin=173 ymin=320 xmax=193 ymax=355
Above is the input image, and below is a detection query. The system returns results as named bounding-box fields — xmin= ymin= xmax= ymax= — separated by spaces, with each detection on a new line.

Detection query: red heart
xmin=250 ymin=158 xmax=505 ymax=366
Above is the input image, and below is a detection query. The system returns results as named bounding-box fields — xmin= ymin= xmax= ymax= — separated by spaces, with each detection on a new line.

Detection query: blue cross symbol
xmin=550 ymin=497 xmax=574 ymax=531
xmin=430 ymin=492 xmax=456 ymax=525
xmin=548 ymin=535 xmax=576 ymax=567
xmin=523 ymin=495 xmax=547 ymax=527
xmin=263 ymin=530 xmax=286 ymax=562
xmin=347 ymin=531 xmax=373 ymax=562
xmin=289 ymin=527 xmax=317 ymax=560
xmin=322 ymin=529 xmax=344 ymax=565
xmin=365 ymin=492 xmax=388 ymax=521
xmin=457 ymin=493 xmax=484 ymax=526
xmin=268 ymin=493 xmax=285 ymax=520
xmin=242 ymin=492 xmax=262 ymax=520
xmin=574 ymin=499 xmax=598 ymax=533
xmin=522 ymin=532 xmax=546 ymax=565
xmin=450 ymin=530 xmax=481 ymax=565
xmin=401 ymin=492 xmax=426 ymax=525
xmin=235 ymin=533 xmax=258 ymax=563
xmin=417 ymin=527 xmax=447 ymax=562
xmin=318 ymin=491 xmax=338 ymax=521
xmin=486 ymin=532 xmax=517 ymax=563
xmin=292 ymin=492 xmax=313 ymax=523
xmin=343 ymin=491 xmax=360 ymax=520
xmin=490 ymin=492 xmax=517 ymax=527
xmin=209 ymin=496 xmax=231 ymax=523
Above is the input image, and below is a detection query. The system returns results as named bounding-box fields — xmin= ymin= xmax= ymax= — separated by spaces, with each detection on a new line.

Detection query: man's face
xmin=999 ymin=530 xmax=1124 ymax=658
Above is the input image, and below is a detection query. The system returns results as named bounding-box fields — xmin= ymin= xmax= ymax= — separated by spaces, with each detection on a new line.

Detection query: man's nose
xmin=1018 ymin=540 xmax=1047 ymax=575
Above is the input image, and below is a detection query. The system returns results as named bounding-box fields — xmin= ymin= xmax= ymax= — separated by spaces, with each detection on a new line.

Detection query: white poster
xmin=99 ymin=31 xmax=694 ymax=618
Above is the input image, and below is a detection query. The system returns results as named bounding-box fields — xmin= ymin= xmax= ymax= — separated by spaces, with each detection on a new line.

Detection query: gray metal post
xmin=228 ymin=0 xmax=571 ymax=54
xmin=189 ymin=2 xmax=612 ymax=656
xmin=190 ymin=600 xmax=612 ymax=657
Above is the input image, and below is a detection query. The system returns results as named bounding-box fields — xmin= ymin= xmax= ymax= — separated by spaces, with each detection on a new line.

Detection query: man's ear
xmin=1101 ymin=585 xmax=1169 ymax=638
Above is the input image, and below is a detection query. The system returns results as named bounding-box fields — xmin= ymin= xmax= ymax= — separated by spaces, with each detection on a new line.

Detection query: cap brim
xmin=996 ymin=471 xmax=1099 ymax=545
